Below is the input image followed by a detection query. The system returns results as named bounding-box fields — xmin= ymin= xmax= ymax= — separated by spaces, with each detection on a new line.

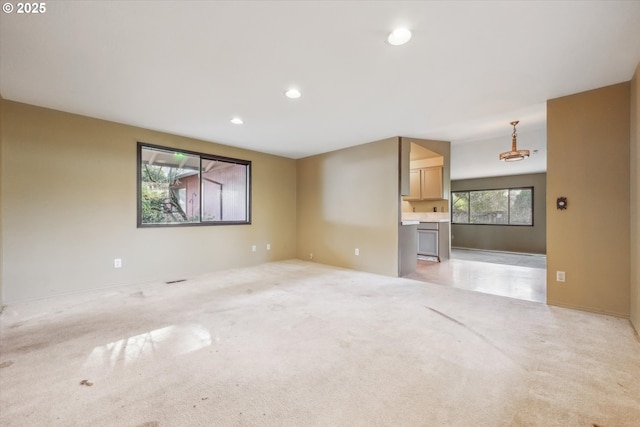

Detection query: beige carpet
xmin=1 ymin=260 xmax=639 ymax=426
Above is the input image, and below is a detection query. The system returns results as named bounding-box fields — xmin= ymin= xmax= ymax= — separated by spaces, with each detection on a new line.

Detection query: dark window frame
xmin=137 ymin=142 xmax=252 ymax=228
xmin=451 ymin=186 xmax=534 ymax=226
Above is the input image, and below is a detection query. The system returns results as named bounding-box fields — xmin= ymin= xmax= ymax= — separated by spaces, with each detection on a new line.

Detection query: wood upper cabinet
xmin=404 ymin=166 xmax=443 ymax=200
xmin=407 ymin=169 xmax=422 ymax=199
xmin=421 ymin=166 xmax=443 ymax=199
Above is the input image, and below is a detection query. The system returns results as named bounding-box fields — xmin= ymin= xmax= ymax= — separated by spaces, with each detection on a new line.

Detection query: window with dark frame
xmin=451 ymin=187 xmax=533 ymax=226
xmin=137 ymin=143 xmax=251 ymax=227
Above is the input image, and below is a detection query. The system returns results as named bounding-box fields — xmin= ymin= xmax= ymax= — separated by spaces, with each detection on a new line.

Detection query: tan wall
xmin=0 ymin=96 xmax=4 ymax=305
xmin=631 ymin=64 xmax=640 ymax=331
xmin=451 ymin=173 xmax=547 ymax=254
xmin=296 ymin=137 xmax=400 ymax=276
xmin=547 ymin=82 xmax=631 ymax=317
xmin=1 ymin=100 xmax=297 ymax=302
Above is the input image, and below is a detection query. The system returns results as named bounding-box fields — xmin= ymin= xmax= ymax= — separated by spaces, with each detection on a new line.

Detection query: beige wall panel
xmin=1 ymin=100 xmax=297 ymax=302
xmin=0 ymin=97 xmax=4 ymax=304
xmin=547 ymin=83 xmax=631 ymax=317
xmin=296 ymin=138 xmax=399 ymax=276
xmin=631 ymin=63 xmax=640 ymax=331
xmin=451 ymin=173 xmax=547 ymax=254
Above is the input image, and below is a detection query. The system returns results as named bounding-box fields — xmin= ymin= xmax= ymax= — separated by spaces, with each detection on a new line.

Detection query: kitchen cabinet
xmin=421 ymin=166 xmax=443 ymax=199
xmin=407 ymin=170 xmax=421 ymax=199
xmin=404 ymin=166 xmax=444 ymax=200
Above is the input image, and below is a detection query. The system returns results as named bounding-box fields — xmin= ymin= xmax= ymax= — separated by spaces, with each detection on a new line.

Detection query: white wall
xmin=451 ymin=128 xmax=547 ymax=180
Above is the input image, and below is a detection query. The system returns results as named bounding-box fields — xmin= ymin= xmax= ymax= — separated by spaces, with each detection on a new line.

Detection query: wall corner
xmin=630 ymin=62 xmax=640 ymax=332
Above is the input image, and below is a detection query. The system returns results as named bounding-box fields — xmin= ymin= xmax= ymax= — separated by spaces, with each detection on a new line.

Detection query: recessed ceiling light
xmin=230 ymin=117 xmax=243 ymax=125
xmin=387 ymin=28 xmax=412 ymax=46
xmin=285 ymin=88 xmax=301 ymax=99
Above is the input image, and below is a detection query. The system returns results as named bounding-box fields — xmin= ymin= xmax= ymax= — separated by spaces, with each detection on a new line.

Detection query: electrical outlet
xmin=114 ymin=258 xmax=122 ymax=269
xmin=266 ymin=243 xmax=271 ymax=251
xmin=251 ymin=245 xmax=257 ymax=252
xmin=556 ymin=271 xmax=566 ymax=282
xmin=355 ymin=248 xmax=359 ymax=256
xmin=309 ymin=253 xmax=313 ymax=260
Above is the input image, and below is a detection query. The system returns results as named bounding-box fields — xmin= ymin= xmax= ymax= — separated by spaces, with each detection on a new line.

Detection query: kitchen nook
xmin=399 ymin=138 xmax=451 ymax=276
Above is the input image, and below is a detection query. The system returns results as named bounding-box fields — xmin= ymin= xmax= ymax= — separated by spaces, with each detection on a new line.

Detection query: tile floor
xmin=407 ymin=248 xmax=547 ymax=303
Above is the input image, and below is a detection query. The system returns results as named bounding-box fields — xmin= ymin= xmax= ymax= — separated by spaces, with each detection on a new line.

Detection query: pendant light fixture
xmin=499 ymin=120 xmax=530 ymax=162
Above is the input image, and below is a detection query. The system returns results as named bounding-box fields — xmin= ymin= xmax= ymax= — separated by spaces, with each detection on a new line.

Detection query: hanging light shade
xmin=499 ymin=120 xmax=530 ymax=162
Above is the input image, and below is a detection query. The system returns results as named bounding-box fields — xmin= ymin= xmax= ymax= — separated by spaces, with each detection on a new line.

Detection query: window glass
xmin=451 ymin=187 xmax=533 ymax=226
xmin=509 ymin=188 xmax=533 ymax=225
xmin=452 ymin=192 xmax=469 ymax=224
xmin=138 ymin=143 xmax=250 ymax=226
xmin=470 ymin=189 xmax=508 ymax=224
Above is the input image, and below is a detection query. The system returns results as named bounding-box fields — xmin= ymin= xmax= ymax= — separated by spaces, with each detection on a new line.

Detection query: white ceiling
xmin=1 ymin=1 xmax=639 ymax=178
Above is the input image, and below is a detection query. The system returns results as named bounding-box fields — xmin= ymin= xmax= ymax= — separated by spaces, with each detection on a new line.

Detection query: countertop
xmin=402 ymin=212 xmax=450 ymax=223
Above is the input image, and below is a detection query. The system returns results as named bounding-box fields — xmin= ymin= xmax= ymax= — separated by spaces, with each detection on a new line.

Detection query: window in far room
xmin=451 ymin=187 xmax=533 ymax=226
xmin=138 ymin=143 xmax=251 ymax=227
